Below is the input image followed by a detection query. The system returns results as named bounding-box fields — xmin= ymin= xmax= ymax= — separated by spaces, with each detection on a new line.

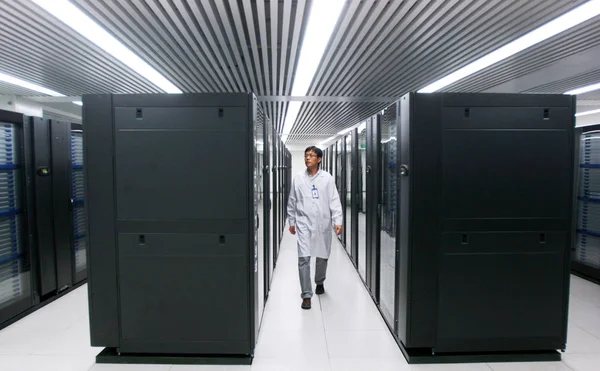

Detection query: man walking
xmin=287 ymin=146 xmax=343 ymax=309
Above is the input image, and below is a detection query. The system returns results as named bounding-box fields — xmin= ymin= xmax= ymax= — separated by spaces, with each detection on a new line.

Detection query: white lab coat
xmin=287 ymin=169 xmax=343 ymax=259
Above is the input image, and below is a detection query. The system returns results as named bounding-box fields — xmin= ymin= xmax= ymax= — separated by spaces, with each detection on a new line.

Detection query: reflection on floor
xmin=0 ymin=228 xmax=600 ymax=370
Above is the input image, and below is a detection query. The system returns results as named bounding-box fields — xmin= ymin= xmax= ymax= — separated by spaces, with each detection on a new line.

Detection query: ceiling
xmin=0 ymin=0 xmax=599 ymax=147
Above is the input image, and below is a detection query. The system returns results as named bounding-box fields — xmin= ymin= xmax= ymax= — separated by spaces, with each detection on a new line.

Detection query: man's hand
xmin=335 ymin=225 xmax=343 ymax=235
xmin=289 ymin=226 xmax=296 ymax=235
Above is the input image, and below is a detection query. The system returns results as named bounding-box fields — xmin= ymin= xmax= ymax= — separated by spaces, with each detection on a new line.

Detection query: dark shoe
xmin=301 ymin=298 xmax=311 ymax=310
xmin=315 ymin=284 xmax=325 ymax=295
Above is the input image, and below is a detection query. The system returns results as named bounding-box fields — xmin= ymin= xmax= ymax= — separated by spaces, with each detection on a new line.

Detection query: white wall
xmin=291 ymin=150 xmax=306 ymax=176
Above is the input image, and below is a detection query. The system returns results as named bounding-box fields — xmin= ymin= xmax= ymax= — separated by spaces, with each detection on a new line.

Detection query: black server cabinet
xmin=84 ymin=93 xmax=266 ymax=359
xmin=572 ymin=124 xmax=600 ymax=283
xmin=31 ymin=120 xmax=86 ymax=297
xmin=344 ymin=133 xmax=354 ymax=257
xmin=378 ymin=105 xmax=399 ymax=332
xmin=396 ymin=93 xmax=574 ymax=356
xmin=0 ymin=110 xmax=34 ymax=326
xmin=262 ymin=118 xmax=272 ymax=296
xmin=70 ymin=124 xmax=86 ymax=284
xmin=272 ymin=127 xmax=279 ymax=265
xmin=351 ymin=129 xmax=359 ymax=265
xmin=366 ymin=116 xmax=380 ymax=301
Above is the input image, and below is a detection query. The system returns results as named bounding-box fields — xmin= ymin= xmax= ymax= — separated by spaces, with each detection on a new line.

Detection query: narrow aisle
xmin=252 ymin=228 xmax=407 ymax=371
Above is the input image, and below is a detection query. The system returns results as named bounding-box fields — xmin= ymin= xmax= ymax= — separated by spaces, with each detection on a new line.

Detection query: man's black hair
xmin=305 ymin=146 xmax=323 ymax=158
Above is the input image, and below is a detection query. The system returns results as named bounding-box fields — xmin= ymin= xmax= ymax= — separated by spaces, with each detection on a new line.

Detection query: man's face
xmin=305 ymin=150 xmax=321 ymax=168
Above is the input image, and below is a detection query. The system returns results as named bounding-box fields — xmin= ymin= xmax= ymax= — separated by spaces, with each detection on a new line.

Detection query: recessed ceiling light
xmin=576 ymin=108 xmax=600 ymax=117
xmin=419 ymin=0 xmax=600 ymax=93
xmin=565 ymin=82 xmax=600 ymax=95
xmin=0 ymin=72 xmax=65 ymax=97
xmin=281 ymin=0 xmax=345 ymax=143
xmin=32 ymin=0 xmax=182 ymax=94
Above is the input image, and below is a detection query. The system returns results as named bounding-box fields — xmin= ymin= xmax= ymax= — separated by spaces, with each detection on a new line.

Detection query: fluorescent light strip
xmin=576 ymin=108 xmax=600 ymax=117
xmin=32 ymin=0 xmax=182 ymax=94
xmin=72 ymin=101 xmax=83 ymax=106
xmin=418 ymin=0 xmax=600 ymax=93
xmin=577 ymin=122 xmax=600 ymax=128
xmin=281 ymin=0 xmax=345 ymax=142
xmin=0 ymin=72 xmax=65 ymax=97
xmin=282 ymin=101 xmax=302 ymax=137
xmin=565 ymin=82 xmax=600 ymax=95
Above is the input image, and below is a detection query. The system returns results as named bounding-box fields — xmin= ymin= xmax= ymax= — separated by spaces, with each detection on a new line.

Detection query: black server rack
xmin=572 ymin=124 xmax=600 ymax=283
xmin=394 ymin=93 xmax=574 ymax=360
xmin=0 ymin=110 xmax=33 ymax=326
xmin=31 ymin=119 xmax=87 ymax=298
xmin=71 ymin=124 xmax=86 ymax=283
xmin=83 ymin=93 xmax=268 ymax=362
xmin=0 ymin=111 xmax=86 ymax=330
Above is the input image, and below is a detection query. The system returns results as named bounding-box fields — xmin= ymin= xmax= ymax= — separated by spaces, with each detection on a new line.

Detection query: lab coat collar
xmin=305 ymin=168 xmax=322 ymax=178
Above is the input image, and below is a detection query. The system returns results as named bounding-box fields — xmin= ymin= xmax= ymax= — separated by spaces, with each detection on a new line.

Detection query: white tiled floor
xmin=1 ymin=229 xmax=600 ymax=371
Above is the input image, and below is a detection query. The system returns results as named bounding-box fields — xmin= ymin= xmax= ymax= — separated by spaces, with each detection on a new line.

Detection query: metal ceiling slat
xmin=121 ymin=0 xmax=216 ymax=91
xmin=15 ymin=0 xmax=162 ymax=92
xmin=312 ymin=102 xmax=349 ymax=133
xmin=298 ymin=101 xmax=325 ymax=134
xmin=144 ymin=0 xmax=227 ymax=92
xmin=314 ymin=0 xmax=392 ymax=96
xmin=241 ymin=0 xmax=266 ymax=95
xmin=0 ymin=35 xmax=106 ymax=94
xmin=97 ymin=0 xmax=205 ymax=92
xmin=308 ymin=0 xmax=363 ymax=95
xmin=295 ymin=101 xmax=317 ymax=133
xmin=341 ymin=0 xmax=476 ymax=96
xmin=449 ymin=24 xmax=600 ymax=92
xmin=278 ymin=0 xmax=291 ymax=96
xmin=447 ymin=22 xmax=600 ymax=92
xmin=307 ymin=101 xmax=352 ymax=135
xmin=277 ymin=101 xmax=284 ymax=132
xmin=126 ymin=0 xmax=212 ymax=90
xmin=76 ymin=0 xmax=200 ymax=92
xmin=270 ymin=0 xmax=278 ymax=95
xmin=354 ymin=0 xmax=484 ymax=96
xmin=207 ymin=1 xmax=248 ymax=92
xmin=186 ymin=0 xmax=243 ymax=92
xmin=341 ymin=0 xmax=443 ymax=95
xmin=277 ymin=0 xmax=307 ymax=134
xmin=1 ymin=2 xmax=161 ymax=94
xmin=0 ymin=20 xmax=153 ymax=94
xmin=284 ymin=0 xmax=307 ymax=95
xmin=212 ymin=0 xmax=252 ymax=92
xmin=256 ymin=1 xmax=271 ymax=95
xmin=373 ymin=0 xmax=565 ymax=97
xmin=395 ymin=0 xmax=572 ymax=94
xmin=170 ymin=0 xmax=236 ymax=92
xmin=580 ymin=91 xmax=600 ymax=100
xmin=316 ymin=0 xmax=423 ymax=96
xmin=525 ymin=69 xmax=600 ymax=93
xmin=0 ymin=82 xmax=45 ymax=96
xmin=227 ymin=0 xmax=259 ymax=93
xmin=339 ymin=0 xmax=547 ymax=96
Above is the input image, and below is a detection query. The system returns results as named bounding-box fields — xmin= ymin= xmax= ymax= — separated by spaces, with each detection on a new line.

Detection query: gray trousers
xmin=298 ymin=256 xmax=328 ymax=299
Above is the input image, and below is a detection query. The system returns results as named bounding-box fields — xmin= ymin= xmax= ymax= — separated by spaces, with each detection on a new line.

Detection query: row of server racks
xmin=322 ymin=92 xmax=574 ymax=362
xmin=0 ymin=109 xmax=87 ymax=329
xmin=84 ymin=93 xmax=291 ymax=361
